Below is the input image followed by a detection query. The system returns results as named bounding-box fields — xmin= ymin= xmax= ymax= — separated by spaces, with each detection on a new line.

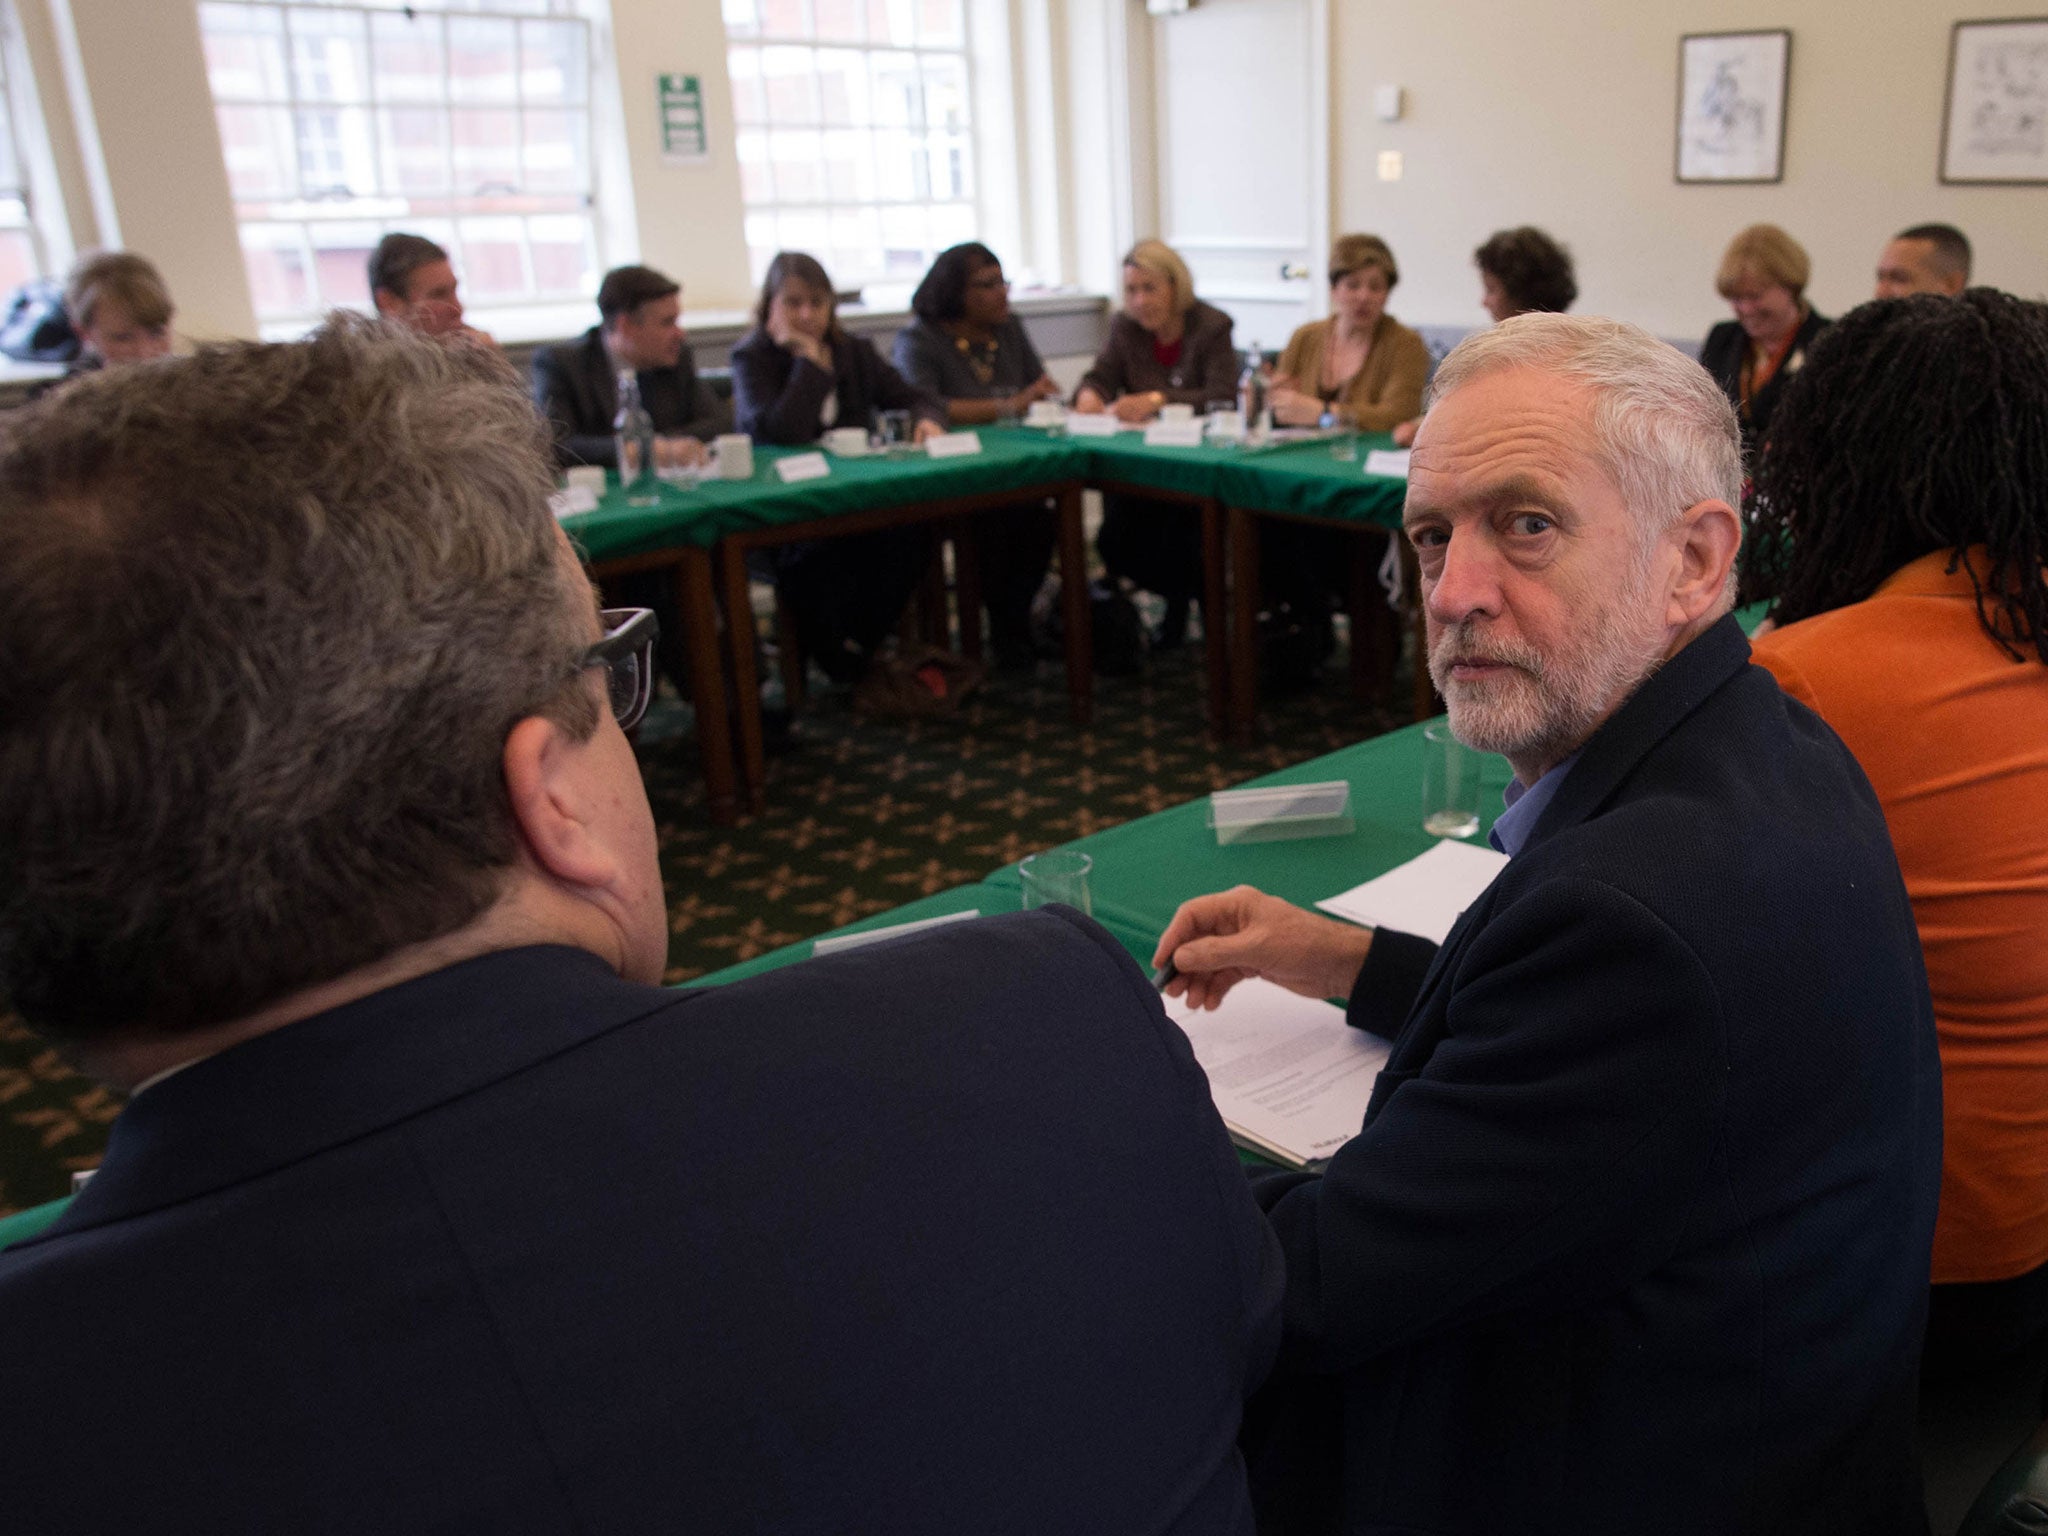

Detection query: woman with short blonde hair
xmin=1699 ymin=223 xmax=1828 ymax=463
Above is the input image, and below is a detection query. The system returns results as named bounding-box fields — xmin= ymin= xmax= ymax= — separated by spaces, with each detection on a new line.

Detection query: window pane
xmin=289 ymin=9 xmax=371 ymax=104
xmin=735 ymin=127 xmax=772 ymax=201
xmin=746 ymin=210 xmax=778 ymax=281
xmin=448 ymin=16 xmax=517 ymax=103
xmin=777 ymin=210 xmax=831 ymax=265
xmin=760 ymin=0 xmax=809 ymax=36
xmin=722 ymin=0 xmax=762 ymax=41
xmin=294 ymin=106 xmax=378 ymax=197
xmin=929 ymin=201 xmax=975 ymax=252
xmin=201 ymin=4 xmax=289 ymax=102
xmin=878 ymin=202 xmax=926 ymax=277
xmin=816 ymin=47 xmax=870 ymax=125
xmin=217 ymin=105 xmax=300 ymax=199
xmin=872 ymin=126 xmax=919 ymax=200
xmin=370 ymin=11 xmax=445 ymax=103
xmin=0 ymin=89 xmax=22 ymax=192
xmin=828 ymin=206 xmax=881 ymax=282
xmin=868 ymin=51 xmax=920 ymax=128
xmin=522 ymin=108 xmax=587 ymax=193
xmin=760 ymin=46 xmax=819 ymax=122
xmin=820 ymin=128 xmax=874 ymax=200
xmin=241 ymin=223 xmax=313 ymax=318
xmin=926 ymin=131 xmax=970 ymax=200
xmin=728 ymin=48 xmax=765 ymax=123
xmin=917 ymin=0 xmax=963 ymax=48
xmin=814 ymin=0 xmax=864 ymax=43
xmin=768 ymin=129 xmax=823 ymax=202
xmin=0 ymin=229 xmax=36 ymax=295
xmin=528 ymin=213 xmax=593 ymax=295
xmin=309 ymin=221 xmax=379 ymax=307
xmin=378 ymin=107 xmax=450 ymax=195
xmin=455 ymin=215 xmax=529 ymax=299
xmin=520 ymin=21 xmax=586 ymax=105
xmin=450 ymin=108 xmax=519 ymax=194
xmin=922 ymin=54 xmax=968 ymax=131
xmin=868 ymin=0 xmax=916 ymax=48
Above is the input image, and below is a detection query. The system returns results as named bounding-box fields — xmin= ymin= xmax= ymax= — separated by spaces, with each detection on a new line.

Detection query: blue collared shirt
xmin=1488 ymin=750 xmax=1582 ymax=857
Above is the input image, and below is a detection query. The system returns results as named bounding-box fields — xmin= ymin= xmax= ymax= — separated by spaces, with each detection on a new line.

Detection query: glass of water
xmin=1421 ymin=722 xmax=1483 ymax=839
xmin=1019 ymin=850 xmax=1093 ymax=914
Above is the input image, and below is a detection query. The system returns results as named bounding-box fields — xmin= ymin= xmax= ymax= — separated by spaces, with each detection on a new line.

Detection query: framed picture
xmin=1941 ymin=17 xmax=2048 ymax=184
xmin=1676 ymin=30 xmax=1792 ymax=183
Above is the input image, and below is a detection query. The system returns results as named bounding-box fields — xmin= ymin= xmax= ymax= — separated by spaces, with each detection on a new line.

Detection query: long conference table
xmin=560 ymin=424 xmax=1411 ymax=823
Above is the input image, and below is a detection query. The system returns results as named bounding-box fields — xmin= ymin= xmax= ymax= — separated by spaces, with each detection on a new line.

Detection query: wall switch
xmin=1374 ymin=84 xmax=1404 ymax=121
xmin=1377 ymin=150 xmax=1403 ymax=181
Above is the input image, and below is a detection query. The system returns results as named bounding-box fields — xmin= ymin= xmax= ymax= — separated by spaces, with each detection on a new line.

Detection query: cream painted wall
xmin=43 ymin=0 xmax=254 ymax=340
xmin=1331 ymin=0 xmax=2045 ymax=341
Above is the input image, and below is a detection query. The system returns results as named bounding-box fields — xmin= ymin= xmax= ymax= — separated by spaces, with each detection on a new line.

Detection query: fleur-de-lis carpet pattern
xmin=0 ymin=646 xmax=1404 ymax=1214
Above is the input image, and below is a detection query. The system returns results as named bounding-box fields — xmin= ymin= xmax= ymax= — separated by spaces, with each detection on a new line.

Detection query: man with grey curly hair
xmin=1156 ymin=314 xmax=1940 ymax=1532
xmin=0 ymin=319 xmax=1283 ymax=1535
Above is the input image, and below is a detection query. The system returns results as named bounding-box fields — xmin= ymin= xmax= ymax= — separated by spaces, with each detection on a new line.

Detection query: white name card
xmin=1065 ymin=413 xmax=1122 ymax=437
xmin=548 ymin=486 xmax=599 ymax=520
xmin=1143 ymin=419 xmax=1208 ymax=448
xmin=925 ymin=430 xmax=983 ymax=459
xmin=1363 ymin=448 xmax=1412 ymax=480
xmin=775 ymin=451 xmax=832 ymax=484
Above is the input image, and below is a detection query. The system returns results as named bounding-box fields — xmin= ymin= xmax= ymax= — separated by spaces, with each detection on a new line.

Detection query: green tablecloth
xmin=984 ymin=717 xmax=1514 ymax=942
xmin=560 ymin=426 xmax=1412 ymax=567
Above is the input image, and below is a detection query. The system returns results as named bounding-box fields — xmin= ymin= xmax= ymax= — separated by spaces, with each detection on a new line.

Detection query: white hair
xmin=1426 ymin=313 xmax=1743 ymax=553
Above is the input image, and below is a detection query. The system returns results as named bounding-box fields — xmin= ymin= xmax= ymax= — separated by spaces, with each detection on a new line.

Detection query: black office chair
xmin=1959 ymin=1419 xmax=2048 ymax=1536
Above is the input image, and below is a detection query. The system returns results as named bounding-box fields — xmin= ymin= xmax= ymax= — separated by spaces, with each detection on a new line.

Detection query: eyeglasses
xmin=581 ymin=607 xmax=659 ymax=731
xmin=967 ymin=273 xmax=1011 ymax=291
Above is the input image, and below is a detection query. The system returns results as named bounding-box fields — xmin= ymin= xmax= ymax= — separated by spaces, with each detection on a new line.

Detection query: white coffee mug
xmin=1205 ymin=408 xmax=1245 ymax=442
xmin=824 ymin=426 xmax=869 ymax=457
xmin=1159 ymin=402 xmax=1194 ymax=424
xmin=1025 ymin=399 xmax=1066 ymax=427
xmin=713 ymin=433 xmax=753 ymax=480
xmin=564 ymin=465 xmax=607 ymax=498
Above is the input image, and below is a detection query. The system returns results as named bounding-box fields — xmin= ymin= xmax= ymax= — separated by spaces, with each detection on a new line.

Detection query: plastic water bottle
xmin=1237 ymin=343 xmax=1270 ymax=444
xmin=614 ymin=370 xmax=659 ymax=504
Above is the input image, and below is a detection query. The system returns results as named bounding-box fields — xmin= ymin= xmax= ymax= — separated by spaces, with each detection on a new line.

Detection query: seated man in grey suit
xmin=531 ymin=262 xmax=729 ymax=469
xmin=1158 ymin=314 xmax=1941 ymax=1534
xmin=0 ymin=318 xmax=1281 ymax=1536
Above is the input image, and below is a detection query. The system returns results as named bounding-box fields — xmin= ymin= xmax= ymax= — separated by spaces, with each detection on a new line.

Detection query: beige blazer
xmin=1276 ymin=313 xmax=1430 ymax=433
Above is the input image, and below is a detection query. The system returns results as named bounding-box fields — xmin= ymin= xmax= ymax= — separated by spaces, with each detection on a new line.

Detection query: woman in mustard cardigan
xmin=1269 ymin=234 xmax=1429 ymax=432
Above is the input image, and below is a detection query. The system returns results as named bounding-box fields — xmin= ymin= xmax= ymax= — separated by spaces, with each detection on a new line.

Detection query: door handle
xmin=1278 ymin=261 xmax=1310 ymax=281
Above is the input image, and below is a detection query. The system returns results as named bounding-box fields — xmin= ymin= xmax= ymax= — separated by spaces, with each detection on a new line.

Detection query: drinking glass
xmin=1019 ymin=850 xmax=1093 ymax=914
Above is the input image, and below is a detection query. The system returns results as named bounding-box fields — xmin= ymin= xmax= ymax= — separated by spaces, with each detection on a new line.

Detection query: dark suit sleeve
xmin=1345 ymin=928 xmax=1439 ymax=1041
xmin=1173 ymin=312 xmax=1240 ymax=409
xmin=1077 ymin=322 xmax=1132 ymax=402
xmin=1258 ymin=875 xmax=1725 ymax=1377
xmin=856 ymin=336 xmax=947 ymax=427
xmin=677 ymin=356 xmax=731 ymax=442
xmin=731 ymin=335 xmax=835 ymax=445
xmin=892 ymin=324 xmax=947 ymax=395
xmin=532 ymin=345 xmax=615 ymax=469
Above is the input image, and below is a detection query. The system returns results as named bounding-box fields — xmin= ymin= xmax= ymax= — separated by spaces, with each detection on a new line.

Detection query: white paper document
xmin=924 ymin=430 xmax=983 ymax=459
xmin=1316 ymin=839 xmax=1509 ymax=944
xmin=1064 ymin=413 xmax=1123 ymax=437
xmin=775 ymin=451 xmax=831 ymax=483
xmin=1362 ymin=448 xmax=1412 ymax=480
xmin=1142 ymin=419 xmax=1207 ymax=448
xmin=1166 ymin=979 xmax=1388 ymax=1167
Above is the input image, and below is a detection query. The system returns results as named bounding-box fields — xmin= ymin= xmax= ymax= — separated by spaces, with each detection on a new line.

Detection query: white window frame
xmin=725 ymin=0 xmax=983 ymax=294
xmin=0 ymin=4 xmax=48 ymax=282
xmin=198 ymin=0 xmax=603 ymax=327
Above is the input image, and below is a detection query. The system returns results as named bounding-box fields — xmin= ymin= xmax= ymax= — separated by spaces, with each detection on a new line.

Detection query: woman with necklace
xmin=1268 ymin=234 xmax=1428 ymax=434
xmin=1698 ymin=224 xmax=1830 ymax=468
xmin=895 ymin=243 xmax=1064 ymax=668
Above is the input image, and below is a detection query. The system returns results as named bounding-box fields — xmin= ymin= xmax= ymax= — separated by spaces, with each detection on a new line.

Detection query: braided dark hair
xmin=1741 ymin=288 xmax=2048 ymax=663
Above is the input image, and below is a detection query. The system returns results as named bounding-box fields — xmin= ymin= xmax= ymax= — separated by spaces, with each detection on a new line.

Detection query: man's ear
xmin=1666 ymin=498 xmax=1743 ymax=627
xmin=371 ymin=288 xmax=404 ymax=321
xmin=502 ymin=715 xmax=614 ymax=890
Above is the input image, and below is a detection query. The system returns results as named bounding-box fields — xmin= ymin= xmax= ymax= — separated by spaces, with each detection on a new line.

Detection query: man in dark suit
xmin=0 ymin=318 xmax=1282 ymax=1535
xmin=531 ymin=263 xmax=729 ymax=469
xmin=1158 ymin=313 xmax=1941 ymax=1534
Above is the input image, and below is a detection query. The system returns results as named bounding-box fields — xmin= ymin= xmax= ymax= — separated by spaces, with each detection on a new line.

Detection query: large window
xmin=198 ymin=0 xmax=599 ymax=326
xmin=0 ymin=15 xmax=40 ymax=293
xmin=725 ymin=0 xmax=977 ymax=291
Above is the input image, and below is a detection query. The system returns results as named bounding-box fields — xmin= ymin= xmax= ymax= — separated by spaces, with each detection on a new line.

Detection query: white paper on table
xmin=1164 ymin=978 xmax=1389 ymax=1167
xmin=775 ymin=451 xmax=832 ymax=483
xmin=1064 ymin=413 xmax=1123 ymax=437
xmin=548 ymin=486 xmax=599 ymax=520
xmin=1143 ymin=419 xmax=1207 ymax=448
xmin=924 ymin=430 xmax=983 ymax=459
xmin=1363 ymin=448 xmax=1412 ymax=480
xmin=1316 ymin=839 xmax=1509 ymax=944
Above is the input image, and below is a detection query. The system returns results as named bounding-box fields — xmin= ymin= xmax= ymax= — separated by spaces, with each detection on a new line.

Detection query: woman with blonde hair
xmin=1077 ymin=240 xmax=1239 ymax=649
xmin=1699 ymin=224 xmax=1829 ymax=464
xmin=1269 ymin=234 xmax=1428 ymax=432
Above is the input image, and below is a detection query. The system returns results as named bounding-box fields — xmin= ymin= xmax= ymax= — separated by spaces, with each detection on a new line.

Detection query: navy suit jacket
xmin=1697 ymin=308 xmax=1830 ymax=464
xmin=0 ymin=912 xmax=1283 ymax=1535
xmin=729 ymin=326 xmax=945 ymax=446
xmin=530 ymin=324 xmax=730 ymax=469
xmin=1251 ymin=616 xmax=1941 ymax=1535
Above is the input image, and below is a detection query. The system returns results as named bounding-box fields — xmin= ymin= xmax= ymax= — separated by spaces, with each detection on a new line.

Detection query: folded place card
xmin=925 ymin=430 xmax=983 ymax=459
xmin=1363 ymin=448 xmax=1412 ymax=480
xmin=1065 ymin=413 xmax=1123 ymax=437
xmin=775 ymin=451 xmax=831 ymax=483
xmin=1143 ymin=419 xmax=1208 ymax=448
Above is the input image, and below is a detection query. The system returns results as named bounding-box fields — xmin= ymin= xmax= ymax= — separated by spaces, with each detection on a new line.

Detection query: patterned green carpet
xmin=0 ymin=642 xmax=1404 ymax=1214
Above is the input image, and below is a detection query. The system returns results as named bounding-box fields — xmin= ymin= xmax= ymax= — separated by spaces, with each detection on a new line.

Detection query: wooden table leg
xmin=718 ymin=540 xmax=768 ymax=815
xmin=950 ymin=517 xmax=984 ymax=663
xmin=1225 ymin=504 xmax=1259 ymax=745
xmin=917 ymin=543 xmax=948 ymax=648
xmin=677 ymin=548 xmax=738 ymax=827
xmin=1055 ymin=484 xmax=1092 ymax=726
xmin=1201 ymin=497 xmax=1232 ymax=737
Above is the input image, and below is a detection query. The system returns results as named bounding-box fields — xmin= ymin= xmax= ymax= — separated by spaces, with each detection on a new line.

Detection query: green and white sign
xmin=659 ymin=74 xmax=708 ymax=163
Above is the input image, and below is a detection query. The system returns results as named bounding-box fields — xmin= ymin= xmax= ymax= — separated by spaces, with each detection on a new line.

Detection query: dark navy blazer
xmin=728 ymin=326 xmax=945 ymax=446
xmin=1252 ymin=616 xmax=1942 ymax=1535
xmin=0 ymin=911 xmax=1283 ymax=1535
xmin=530 ymin=324 xmax=731 ymax=469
